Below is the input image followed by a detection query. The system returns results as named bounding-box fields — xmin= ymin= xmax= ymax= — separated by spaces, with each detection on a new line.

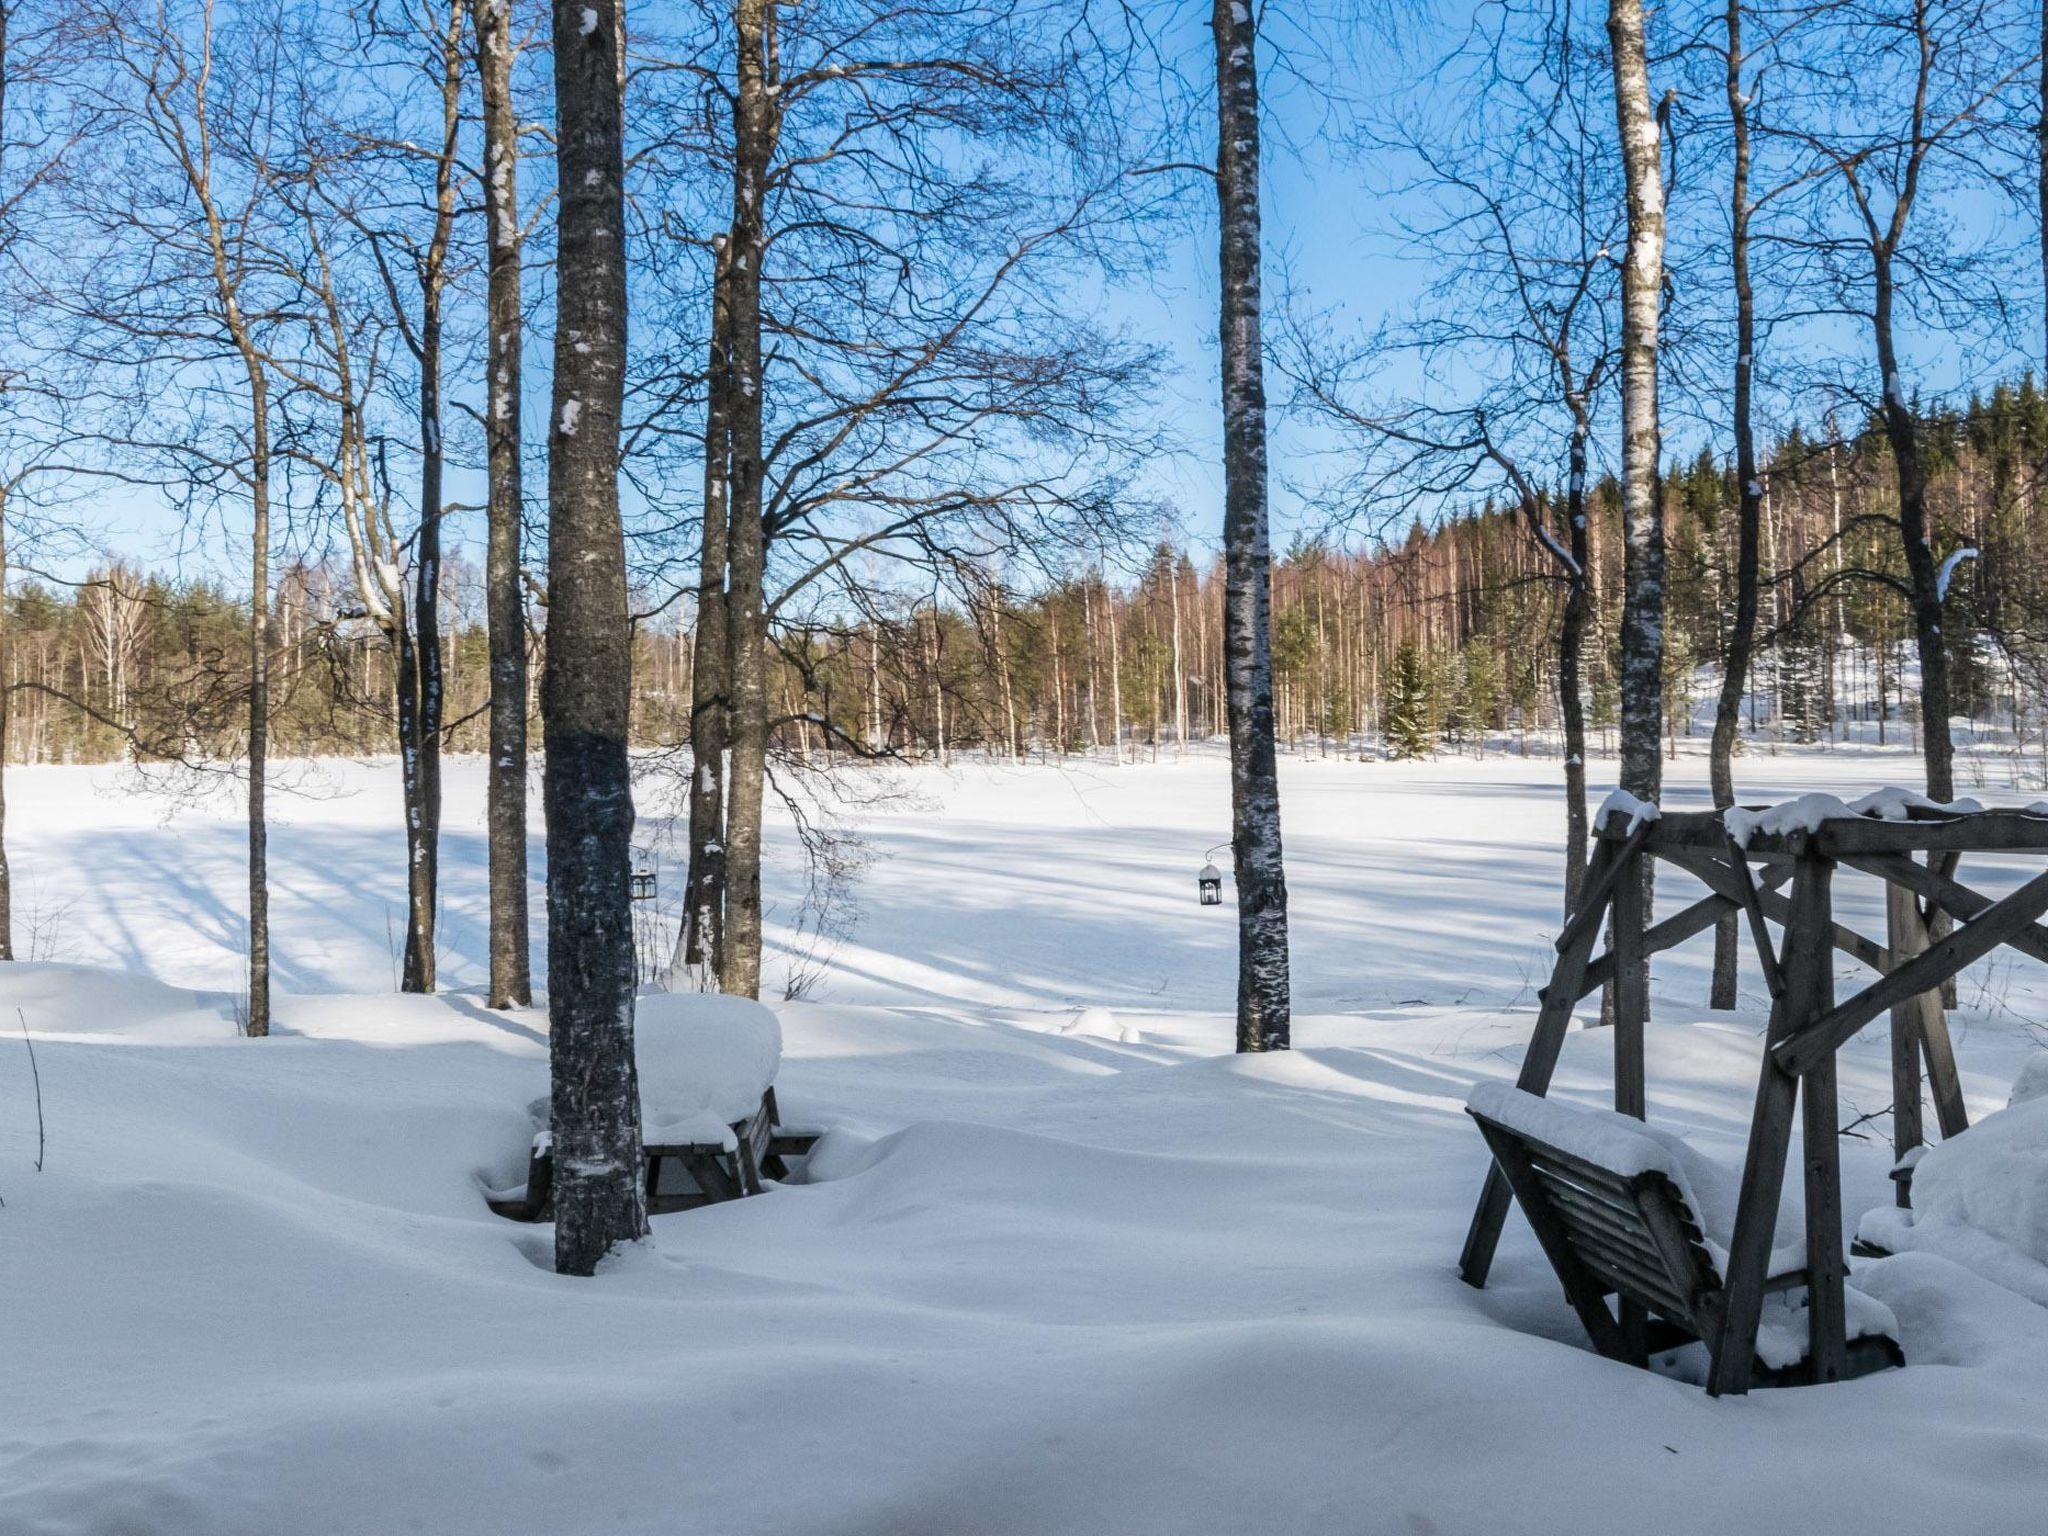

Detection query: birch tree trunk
xmin=717 ymin=0 xmax=779 ymax=1000
xmin=474 ymin=0 xmax=531 ymax=1009
xmin=248 ymin=374 xmax=271 ymax=1037
xmin=545 ymin=0 xmax=645 ymax=1276
xmin=1609 ymin=0 xmax=1667 ymax=807
xmin=1710 ymin=0 xmax=1762 ymax=1009
xmin=1213 ymin=0 xmax=1291 ymax=1052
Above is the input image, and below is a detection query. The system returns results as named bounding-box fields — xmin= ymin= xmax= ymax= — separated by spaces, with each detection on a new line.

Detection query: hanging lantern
xmin=630 ymin=867 xmax=657 ymax=902
xmin=1198 ymin=862 xmax=1224 ymax=906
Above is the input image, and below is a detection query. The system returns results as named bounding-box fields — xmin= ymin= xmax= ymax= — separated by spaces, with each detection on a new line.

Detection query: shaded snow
xmin=5 ymin=750 xmax=2048 ymax=1530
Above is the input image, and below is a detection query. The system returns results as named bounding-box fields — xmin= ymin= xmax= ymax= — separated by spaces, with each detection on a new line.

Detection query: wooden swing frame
xmin=1460 ymin=799 xmax=2048 ymax=1395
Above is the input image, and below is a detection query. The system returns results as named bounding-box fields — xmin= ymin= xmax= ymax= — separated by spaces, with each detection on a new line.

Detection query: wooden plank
xmin=1537 ymin=1178 xmax=1671 ymax=1261
xmin=1472 ymin=1117 xmax=1633 ymax=1360
xmin=1774 ymin=870 xmax=2048 ymax=1076
xmin=1723 ymin=839 xmax=1786 ymax=998
xmin=1556 ymin=816 xmax=1651 ymax=955
xmin=1575 ymin=1251 xmax=1692 ymax=1323
xmin=1798 ymin=876 xmax=1849 ymax=1385
xmin=1884 ymin=881 xmax=1926 ymax=1198
xmin=1646 ymin=809 xmax=2048 ymax=861
xmin=1709 ymin=853 xmax=1832 ymax=1397
xmin=1460 ymin=836 xmax=1625 ymax=1287
xmin=1659 ymin=849 xmax=1885 ymax=974
xmin=1921 ymin=997 xmax=1969 ymax=1140
xmin=1844 ymin=850 xmax=2048 ymax=967
xmin=1611 ymin=855 xmax=1648 ymax=1121
xmin=1815 ymin=812 xmax=2048 ymax=859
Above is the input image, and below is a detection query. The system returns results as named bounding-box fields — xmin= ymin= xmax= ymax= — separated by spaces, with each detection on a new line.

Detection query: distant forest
xmin=17 ymin=383 xmax=2046 ymax=774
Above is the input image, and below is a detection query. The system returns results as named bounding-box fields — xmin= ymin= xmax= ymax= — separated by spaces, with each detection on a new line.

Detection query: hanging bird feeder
xmin=1198 ymin=843 xmax=1227 ymax=906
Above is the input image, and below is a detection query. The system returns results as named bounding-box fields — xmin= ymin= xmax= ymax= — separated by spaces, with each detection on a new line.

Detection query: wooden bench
xmin=1468 ymin=1093 xmax=1901 ymax=1387
xmin=488 ymin=1086 xmax=820 ymax=1222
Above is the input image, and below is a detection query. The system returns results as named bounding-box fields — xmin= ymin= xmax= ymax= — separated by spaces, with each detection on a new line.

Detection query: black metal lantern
xmin=1198 ymin=862 xmax=1223 ymax=906
xmin=630 ymin=867 xmax=657 ymax=902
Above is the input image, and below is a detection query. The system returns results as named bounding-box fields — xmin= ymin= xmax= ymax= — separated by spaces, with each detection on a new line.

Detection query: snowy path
xmin=2 ymin=747 xmax=2046 ymax=1532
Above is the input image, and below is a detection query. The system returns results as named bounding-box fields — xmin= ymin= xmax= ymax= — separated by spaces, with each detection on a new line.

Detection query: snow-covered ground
xmin=4 ymin=745 xmax=2048 ymax=1534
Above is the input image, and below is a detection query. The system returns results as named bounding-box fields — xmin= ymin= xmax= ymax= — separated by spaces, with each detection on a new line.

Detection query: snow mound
xmin=0 ymin=961 xmax=240 ymax=1040
xmin=1846 ymin=786 xmax=1983 ymax=820
xmin=2009 ymin=1052 xmax=2048 ymax=1109
xmin=1725 ymin=793 xmax=1856 ymax=846
xmin=1727 ymin=787 xmax=1987 ymax=846
xmin=633 ymin=992 xmax=782 ymax=1146
xmin=1063 ymin=1006 xmax=1143 ymax=1043
xmin=1867 ymin=1094 xmax=2048 ymax=1307
xmin=1595 ymin=788 xmax=1659 ymax=833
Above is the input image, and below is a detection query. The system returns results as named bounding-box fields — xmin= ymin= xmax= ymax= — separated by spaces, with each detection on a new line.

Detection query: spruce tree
xmin=1384 ymin=644 xmax=1435 ymax=760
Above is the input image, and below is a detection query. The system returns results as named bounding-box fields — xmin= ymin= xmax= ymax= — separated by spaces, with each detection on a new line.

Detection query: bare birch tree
xmin=1213 ymin=0 xmax=1290 ymax=1053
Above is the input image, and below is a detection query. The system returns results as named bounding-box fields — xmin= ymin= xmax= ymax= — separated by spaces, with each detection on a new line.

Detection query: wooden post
xmin=1884 ymin=880 xmax=1926 ymax=1200
xmin=1610 ymin=850 xmax=1649 ymax=1359
xmin=1612 ymin=853 xmax=1648 ymax=1121
xmin=1799 ymin=859 xmax=1848 ymax=1383
xmin=1708 ymin=845 xmax=1831 ymax=1396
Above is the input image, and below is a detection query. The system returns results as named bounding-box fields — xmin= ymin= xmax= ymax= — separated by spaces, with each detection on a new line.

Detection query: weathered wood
xmin=1884 ymin=881 xmax=1927 ymax=1197
xmin=1774 ymin=870 xmax=2048 ymax=1076
xmin=1920 ymin=994 xmax=1969 ymax=1140
xmin=1657 ymin=848 xmax=1885 ymax=975
xmin=1641 ymin=808 xmax=2048 ymax=861
xmin=1611 ymin=853 xmax=1648 ymax=1121
xmin=1471 ymin=1117 xmax=1632 ymax=1359
xmin=1721 ymin=838 xmax=1786 ymax=998
xmin=1844 ymin=850 xmax=2048 ymax=968
xmin=1813 ymin=812 xmax=2048 ymax=859
xmin=1797 ymin=872 xmax=1848 ymax=1384
xmin=1556 ymin=815 xmax=1651 ymax=955
xmin=1460 ymin=836 xmax=1624 ymax=1287
xmin=1709 ymin=853 xmax=1832 ymax=1396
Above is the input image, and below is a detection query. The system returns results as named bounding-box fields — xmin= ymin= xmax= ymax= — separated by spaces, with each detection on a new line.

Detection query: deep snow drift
xmin=4 ymin=745 xmax=2048 ymax=1534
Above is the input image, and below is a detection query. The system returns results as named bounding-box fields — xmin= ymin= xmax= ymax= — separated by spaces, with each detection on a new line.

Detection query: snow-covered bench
xmin=488 ymin=993 xmax=819 ymax=1221
xmin=1467 ymin=1082 xmax=1900 ymax=1386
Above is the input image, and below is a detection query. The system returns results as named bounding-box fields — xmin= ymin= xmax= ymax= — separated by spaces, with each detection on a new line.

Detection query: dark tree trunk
xmin=1560 ymin=416 xmax=1593 ymax=919
xmin=1873 ymin=251 xmax=1953 ymax=803
xmin=545 ymin=0 xmax=645 ymax=1276
xmin=681 ymin=240 xmax=733 ymax=979
xmin=397 ymin=9 xmax=463 ymax=995
xmin=1213 ymin=0 xmax=1291 ymax=1052
xmin=474 ymin=0 xmax=531 ymax=1008
xmin=1710 ymin=0 xmax=1762 ymax=1010
xmin=717 ymin=0 xmax=778 ymax=1001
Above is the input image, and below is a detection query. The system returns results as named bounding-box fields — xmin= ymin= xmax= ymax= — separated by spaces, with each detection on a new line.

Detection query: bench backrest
xmin=1469 ymin=1106 xmax=1722 ymax=1330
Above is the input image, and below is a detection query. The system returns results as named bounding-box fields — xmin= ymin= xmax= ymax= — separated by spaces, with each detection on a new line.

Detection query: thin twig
xmin=18 ymin=1010 xmax=45 ymax=1172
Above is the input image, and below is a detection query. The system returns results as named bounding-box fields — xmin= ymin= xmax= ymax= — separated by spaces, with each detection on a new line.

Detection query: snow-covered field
xmin=5 ymin=744 xmax=2048 ymax=1534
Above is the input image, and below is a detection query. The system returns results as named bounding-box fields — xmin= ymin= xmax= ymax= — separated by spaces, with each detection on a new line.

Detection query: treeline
xmin=20 ymin=379 xmax=2046 ymax=773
